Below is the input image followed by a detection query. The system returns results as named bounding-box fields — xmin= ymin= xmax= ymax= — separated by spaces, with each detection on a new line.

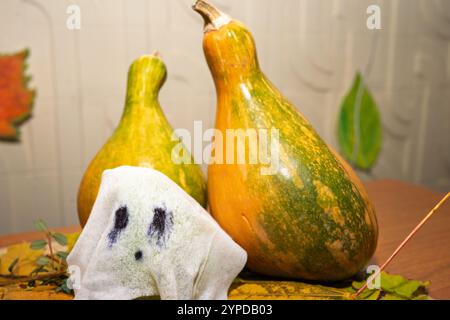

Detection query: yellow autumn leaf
xmin=228 ymin=280 xmax=353 ymax=300
xmin=0 ymin=242 xmax=44 ymax=276
xmin=66 ymin=232 xmax=80 ymax=253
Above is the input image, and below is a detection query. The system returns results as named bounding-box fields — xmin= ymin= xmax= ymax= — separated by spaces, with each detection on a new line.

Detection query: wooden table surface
xmin=367 ymin=180 xmax=450 ymax=299
xmin=0 ymin=179 xmax=449 ymax=299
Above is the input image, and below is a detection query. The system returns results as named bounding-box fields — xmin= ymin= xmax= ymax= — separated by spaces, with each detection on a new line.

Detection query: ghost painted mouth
xmin=134 ymin=250 xmax=143 ymax=261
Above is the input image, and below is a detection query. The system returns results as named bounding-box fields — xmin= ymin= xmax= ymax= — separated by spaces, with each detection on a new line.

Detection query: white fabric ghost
xmin=67 ymin=166 xmax=247 ymax=300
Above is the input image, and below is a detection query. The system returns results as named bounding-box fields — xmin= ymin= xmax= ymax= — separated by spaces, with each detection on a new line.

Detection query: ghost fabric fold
xmin=67 ymin=166 xmax=247 ymax=300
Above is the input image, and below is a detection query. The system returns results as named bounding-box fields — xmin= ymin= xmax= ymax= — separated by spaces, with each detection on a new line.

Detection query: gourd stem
xmin=355 ymin=192 xmax=450 ymax=297
xmin=192 ymin=0 xmax=231 ymax=31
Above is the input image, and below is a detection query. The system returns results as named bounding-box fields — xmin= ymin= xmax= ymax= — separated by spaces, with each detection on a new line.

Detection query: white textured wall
xmin=0 ymin=0 xmax=449 ymax=234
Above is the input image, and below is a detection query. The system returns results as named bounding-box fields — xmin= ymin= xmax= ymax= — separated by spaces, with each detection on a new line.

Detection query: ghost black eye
xmin=148 ymin=206 xmax=173 ymax=247
xmin=114 ymin=206 xmax=129 ymax=230
xmin=107 ymin=206 xmax=129 ymax=246
xmin=134 ymin=250 xmax=143 ymax=261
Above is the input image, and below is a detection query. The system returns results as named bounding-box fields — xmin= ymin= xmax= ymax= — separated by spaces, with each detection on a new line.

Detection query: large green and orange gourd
xmin=193 ymin=0 xmax=378 ymax=281
xmin=77 ymin=54 xmax=206 ymax=226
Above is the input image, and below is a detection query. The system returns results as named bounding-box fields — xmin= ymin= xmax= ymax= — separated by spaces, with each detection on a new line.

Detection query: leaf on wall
xmin=0 ymin=49 xmax=36 ymax=141
xmin=337 ymin=71 xmax=382 ymax=170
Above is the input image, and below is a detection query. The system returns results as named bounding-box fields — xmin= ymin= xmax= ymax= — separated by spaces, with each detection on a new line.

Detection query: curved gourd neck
xmin=123 ymin=54 xmax=166 ymax=117
xmin=204 ymin=26 xmax=261 ymax=93
xmin=194 ymin=1 xmax=261 ymax=93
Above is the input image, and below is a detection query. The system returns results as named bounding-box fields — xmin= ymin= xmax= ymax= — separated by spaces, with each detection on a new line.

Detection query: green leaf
xmin=337 ymin=71 xmax=382 ymax=170
xmin=36 ymin=256 xmax=50 ymax=266
xmin=34 ymin=219 xmax=48 ymax=232
xmin=8 ymin=257 xmax=19 ymax=273
xmin=56 ymin=251 xmax=69 ymax=260
xmin=30 ymin=239 xmax=47 ymax=250
xmin=345 ymin=286 xmax=380 ymax=300
xmin=55 ymin=278 xmax=73 ymax=294
xmin=379 ymin=272 xmax=430 ymax=299
xmin=51 ymin=233 xmax=68 ymax=246
xmin=30 ymin=266 xmax=49 ymax=275
xmin=350 ymin=272 xmax=430 ymax=300
xmin=364 ymin=290 xmax=381 ymax=300
xmin=382 ymin=293 xmax=404 ymax=300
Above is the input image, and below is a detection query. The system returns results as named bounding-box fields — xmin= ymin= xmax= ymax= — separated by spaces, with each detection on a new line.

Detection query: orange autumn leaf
xmin=0 ymin=286 xmax=73 ymax=300
xmin=0 ymin=49 xmax=35 ymax=140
